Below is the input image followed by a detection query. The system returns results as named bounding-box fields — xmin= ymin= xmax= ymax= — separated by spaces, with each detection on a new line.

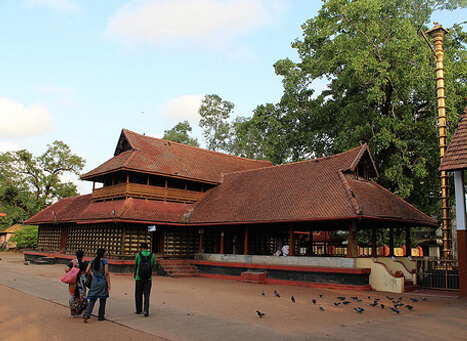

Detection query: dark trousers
xmin=85 ymin=298 xmax=106 ymax=319
xmin=135 ymin=279 xmax=152 ymax=314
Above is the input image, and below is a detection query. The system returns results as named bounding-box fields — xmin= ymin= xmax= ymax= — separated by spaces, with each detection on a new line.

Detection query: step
xmin=170 ymin=273 xmax=200 ymax=278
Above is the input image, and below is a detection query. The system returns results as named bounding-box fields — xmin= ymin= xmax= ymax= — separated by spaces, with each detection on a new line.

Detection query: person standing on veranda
xmin=134 ymin=243 xmax=156 ymax=317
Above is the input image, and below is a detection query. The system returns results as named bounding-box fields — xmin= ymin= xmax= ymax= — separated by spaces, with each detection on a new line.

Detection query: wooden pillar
xmin=289 ymin=224 xmax=295 ymax=256
xmin=309 ymin=230 xmax=314 ymax=255
xmin=389 ymin=227 xmax=394 ymax=257
xmin=92 ymin=182 xmax=96 ymax=191
xmin=371 ymin=223 xmax=377 ymax=257
xmin=198 ymin=229 xmax=204 ymax=254
xmin=219 ymin=228 xmax=225 ymax=254
xmin=244 ymin=225 xmax=249 ymax=255
xmin=346 ymin=222 xmax=358 ymax=258
xmin=405 ymin=227 xmax=412 ymax=256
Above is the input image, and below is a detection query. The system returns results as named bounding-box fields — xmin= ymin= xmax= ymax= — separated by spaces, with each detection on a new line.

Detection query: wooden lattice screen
xmin=164 ymin=227 xmax=198 ymax=257
xmin=37 ymin=225 xmax=61 ymax=251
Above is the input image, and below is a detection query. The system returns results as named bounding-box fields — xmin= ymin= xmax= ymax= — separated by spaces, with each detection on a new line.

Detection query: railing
xmin=91 ymin=182 xmax=204 ymax=203
xmin=416 ymin=259 xmax=459 ymax=291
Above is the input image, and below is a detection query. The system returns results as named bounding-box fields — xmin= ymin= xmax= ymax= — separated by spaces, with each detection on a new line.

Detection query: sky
xmin=1 ymin=0 xmax=466 ymax=194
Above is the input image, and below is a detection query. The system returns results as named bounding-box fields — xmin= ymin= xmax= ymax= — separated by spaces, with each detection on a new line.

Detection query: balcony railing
xmin=91 ymin=182 xmax=204 ymax=203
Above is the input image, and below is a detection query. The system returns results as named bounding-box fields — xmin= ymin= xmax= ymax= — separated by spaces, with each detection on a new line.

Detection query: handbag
xmin=61 ymin=260 xmax=80 ymax=284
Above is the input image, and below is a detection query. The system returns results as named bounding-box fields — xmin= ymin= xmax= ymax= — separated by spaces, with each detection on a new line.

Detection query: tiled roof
xmin=25 ymin=194 xmax=190 ymax=225
xmin=28 ymin=144 xmax=437 ymax=228
xmin=439 ymin=107 xmax=467 ymax=171
xmin=189 ymin=145 xmax=437 ymax=226
xmin=81 ymin=129 xmax=272 ymax=183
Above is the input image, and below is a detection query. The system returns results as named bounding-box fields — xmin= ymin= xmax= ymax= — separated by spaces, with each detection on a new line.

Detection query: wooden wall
xmin=37 ymin=225 xmax=61 ymax=251
xmin=164 ymin=227 xmax=198 ymax=257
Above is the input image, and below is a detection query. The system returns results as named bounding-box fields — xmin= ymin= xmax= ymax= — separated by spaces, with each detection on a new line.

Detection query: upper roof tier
xmin=81 ymin=129 xmax=273 ymax=184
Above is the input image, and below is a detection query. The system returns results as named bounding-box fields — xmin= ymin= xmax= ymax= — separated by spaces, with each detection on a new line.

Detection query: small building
xmin=0 ymin=224 xmax=24 ymax=250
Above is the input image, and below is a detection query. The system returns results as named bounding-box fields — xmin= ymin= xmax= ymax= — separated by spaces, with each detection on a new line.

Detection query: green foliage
xmin=242 ymin=0 xmax=467 ymax=217
xmin=163 ymin=121 xmax=200 ymax=147
xmin=0 ymin=141 xmax=85 ymax=229
xmin=199 ymin=94 xmax=234 ymax=151
xmin=10 ymin=225 xmax=38 ymax=249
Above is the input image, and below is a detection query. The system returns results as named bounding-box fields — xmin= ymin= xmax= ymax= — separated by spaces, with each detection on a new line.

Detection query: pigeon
xmin=398 ymin=297 xmax=403 ymax=300
xmin=381 ymin=304 xmax=385 ymax=309
xmin=405 ymin=305 xmax=414 ymax=311
xmin=261 ymin=291 xmax=265 ymax=296
xmin=374 ymin=298 xmax=381 ymax=302
xmin=392 ymin=300 xmax=400 ymax=304
xmin=342 ymin=301 xmax=351 ymax=305
xmin=386 ymin=296 xmax=394 ymax=300
xmin=319 ymin=294 xmax=323 ymax=298
xmin=334 ymin=302 xmax=341 ymax=306
xmin=350 ymin=297 xmax=358 ymax=300
xmin=319 ymin=304 xmax=324 ymax=311
xmin=291 ymin=296 xmax=295 ymax=303
xmin=410 ymin=298 xmax=418 ymax=302
xmin=389 ymin=307 xmax=400 ymax=314
xmin=420 ymin=297 xmax=427 ymax=301
xmin=356 ymin=298 xmax=362 ymax=302
xmin=370 ymin=301 xmax=378 ymax=307
xmin=337 ymin=296 xmax=346 ymax=301
xmin=274 ymin=290 xmax=280 ymax=298
xmin=395 ymin=303 xmax=404 ymax=307
xmin=256 ymin=310 xmax=265 ymax=318
xmin=368 ymin=296 xmax=371 ymax=299
xmin=312 ymin=299 xmax=317 ymax=304
xmin=354 ymin=307 xmax=364 ymax=314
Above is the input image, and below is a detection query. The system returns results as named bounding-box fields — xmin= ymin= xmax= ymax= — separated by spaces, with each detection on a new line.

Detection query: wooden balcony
xmin=91 ymin=183 xmax=204 ymax=203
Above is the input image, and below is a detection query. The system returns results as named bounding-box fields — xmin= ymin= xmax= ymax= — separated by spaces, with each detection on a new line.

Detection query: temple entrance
xmin=151 ymin=227 xmax=164 ymax=255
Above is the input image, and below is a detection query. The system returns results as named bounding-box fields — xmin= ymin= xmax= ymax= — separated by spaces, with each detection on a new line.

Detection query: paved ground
xmin=0 ymin=251 xmax=466 ymax=340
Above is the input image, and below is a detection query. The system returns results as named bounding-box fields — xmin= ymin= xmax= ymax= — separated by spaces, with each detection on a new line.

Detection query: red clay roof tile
xmin=439 ymin=107 xmax=467 ymax=171
xmin=81 ymin=129 xmax=272 ymax=183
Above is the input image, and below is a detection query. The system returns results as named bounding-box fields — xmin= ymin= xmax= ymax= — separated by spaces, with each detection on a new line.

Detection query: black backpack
xmin=138 ymin=252 xmax=153 ymax=279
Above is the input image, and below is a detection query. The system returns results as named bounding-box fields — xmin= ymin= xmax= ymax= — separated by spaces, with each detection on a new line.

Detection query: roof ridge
xmin=221 ymin=144 xmax=366 ymax=177
xmin=337 ymin=170 xmax=361 ymax=215
xmin=122 ymin=128 xmax=272 ymax=165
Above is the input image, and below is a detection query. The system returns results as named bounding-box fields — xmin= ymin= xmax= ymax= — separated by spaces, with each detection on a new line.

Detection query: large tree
xmin=240 ymin=0 xmax=467 ymax=216
xmin=0 ymin=141 xmax=85 ymax=229
xmin=163 ymin=121 xmax=200 ymax=147
xmin=199 ymin=94 xmax=234 ymax=152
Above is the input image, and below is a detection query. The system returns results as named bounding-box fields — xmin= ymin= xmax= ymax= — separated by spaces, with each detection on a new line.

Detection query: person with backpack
xmin=134 ymin=242 xmax=156 ymax=317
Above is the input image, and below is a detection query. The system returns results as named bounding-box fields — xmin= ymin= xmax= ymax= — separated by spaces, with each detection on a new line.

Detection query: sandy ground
xmin=0 ymin=251 xmax=466 ymax=340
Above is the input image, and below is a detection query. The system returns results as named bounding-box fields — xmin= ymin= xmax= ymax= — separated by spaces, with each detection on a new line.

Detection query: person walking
xmin=84 ymin=248 xmax=110 ymax=322
xmin=134 ymin=243 xmax=156 ymax=317
xmin=65 ymin=250 xmax=88 ymax=317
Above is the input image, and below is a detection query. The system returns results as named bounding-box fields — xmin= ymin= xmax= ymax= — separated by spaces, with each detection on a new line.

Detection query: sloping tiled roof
xmin=189 ymin=145 xmax=437 ymax=226
xmin=27 ymin=144 xmax=437 ymax=228
xmin=439 ymin=107 xmax=467 ymax=171
xmin=25 ymin=194 xmax=190 ymax=225
xmin=81 ymin=129 xmax=272 ymax=183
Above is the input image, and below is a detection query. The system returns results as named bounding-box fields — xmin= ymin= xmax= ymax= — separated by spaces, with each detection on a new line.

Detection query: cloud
xmin=0 ymin=97 xmax=54 ymax=137
xmin=34 ymin=83 xmax=78 ymax=108
xmin=106 ymin=0 xmax=286 ymax=49
xmin=24 ymin=0 xmax=79 ymax=12
xmin=161 ymin=94 xmax=204 ymax=122
xmin=0 ymin=141 xmax=21 ymax=153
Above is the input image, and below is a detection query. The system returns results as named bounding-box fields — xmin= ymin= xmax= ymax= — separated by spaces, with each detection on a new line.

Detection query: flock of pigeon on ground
xmin=256 ymin=290 xmax=428 ymax=318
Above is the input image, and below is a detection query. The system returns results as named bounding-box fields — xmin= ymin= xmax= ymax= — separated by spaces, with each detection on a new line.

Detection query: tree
xmin=199 ymin=94 xmax=234 ymax=152
xmin=0 ymin=141 xmax=85 ymax=229
xmin=9 ymin=225 xmax=38 ymax=249
xmin=163 ymin=121 xmax=200 ymax=147
xmin=260 ymin=0 xmax=467 ymax=216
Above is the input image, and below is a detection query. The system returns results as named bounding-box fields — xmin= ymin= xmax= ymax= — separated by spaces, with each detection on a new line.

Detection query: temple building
xmin=25 ymin=129 xmax=438 ymax=292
